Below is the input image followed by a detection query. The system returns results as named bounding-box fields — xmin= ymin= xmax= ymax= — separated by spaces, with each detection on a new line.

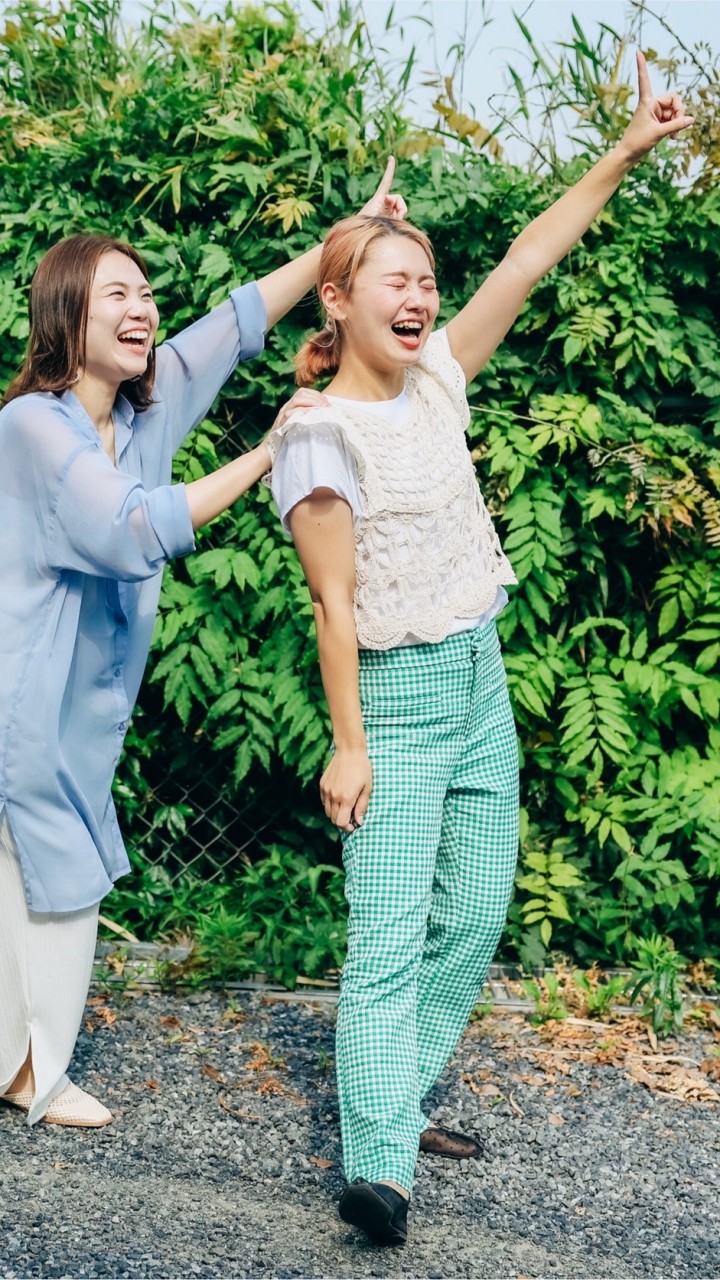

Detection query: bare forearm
xmin=256 ymin=244 xmax=323 ymax=330
xmin=185 ymin=444 xmax=270 ymax=530
xmin=314 ymin=601 xmax=366 ymax=751
xmin=507 ymin=142 xmax=636 ymax=284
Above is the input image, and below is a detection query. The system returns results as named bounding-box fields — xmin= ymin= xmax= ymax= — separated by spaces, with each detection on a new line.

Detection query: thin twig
xmin=629 ymin=0 xmax=715 ymax=83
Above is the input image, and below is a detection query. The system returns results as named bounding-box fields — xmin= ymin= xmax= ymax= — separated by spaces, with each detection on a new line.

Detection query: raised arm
xmin=156 ymin=159 xmax=407 ymax=451
xmin=256 ymin=156 xmax=407 ymax=327
xmin=446 ymin=51 xmax=694 ymax=384
xmin=288 ymin=491 xmax=372 ymax=832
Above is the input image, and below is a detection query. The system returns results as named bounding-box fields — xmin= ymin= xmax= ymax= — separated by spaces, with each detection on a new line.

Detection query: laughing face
xmin=80 ymin=249 xmax=159 ymax=391
xmin=326 ymin=234 xmax=439 ymax=383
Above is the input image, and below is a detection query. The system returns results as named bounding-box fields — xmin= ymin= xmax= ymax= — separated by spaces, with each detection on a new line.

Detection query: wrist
xmin=258 ymin=441 xmax=273 ymax=471
xmin=333 ymin=738 xmax=368 ymax=754
xmin=613 ymin=137 xmax=643 ymax=171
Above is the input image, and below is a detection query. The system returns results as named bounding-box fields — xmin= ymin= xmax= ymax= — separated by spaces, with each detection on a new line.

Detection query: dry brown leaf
xmin=464 ymin=1079 xmax=504 ymax=1097
xmin=53 ymin=1161 xmax=70 ymax=1171
xmin=626 ymin=1060 xmax=720 ymax=1103
xmin=309 ymin=1156 xmax=335 ymax=1168
xmin=548 ymin=1112 xmax=565 ymax=1125
xmin=567 ymin=1085 xmax=583 ymax=1097
xmin=244 ymin=1042 xmax=285 ymax=1073
xmin=221 ymin=1008 xmax=247 ymax=1023
xmin=201 ymin=1063 xmax=226 ymax=1084
xmin=255 ymin=1077 xmax=305 ymax=1103
xmin=160 ymin=1014 xmax=181 ymax=1028
xmin=707 ymin=1008 xmax=720 ymax=1037
xmin=141 ymin=1079 xmax=158 ymax=1090
xmin=699 ymin=1057 xmax=720 ymax=1082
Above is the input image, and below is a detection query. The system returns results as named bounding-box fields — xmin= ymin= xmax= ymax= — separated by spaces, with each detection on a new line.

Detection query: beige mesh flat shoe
xmin=2 ymin=1081 xmax=112 ymax=1127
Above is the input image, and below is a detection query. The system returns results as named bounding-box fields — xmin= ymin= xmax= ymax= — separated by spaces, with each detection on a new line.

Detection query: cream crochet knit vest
xmin=289 ymin=330 xmax=517 ymax=650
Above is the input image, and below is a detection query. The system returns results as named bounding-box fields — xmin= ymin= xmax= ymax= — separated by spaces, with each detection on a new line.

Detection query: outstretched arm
xmin=446 ymin=52 xmax=694 ymax=383
xmin=157 ymin=159 xmax=407 ymax=451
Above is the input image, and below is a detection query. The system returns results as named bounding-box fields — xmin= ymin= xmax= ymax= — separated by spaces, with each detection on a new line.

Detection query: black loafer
xmin=419 ymin=1125 xmax=482 ymax=1159
xmin=338 ymin=1179 xmax=409 ymax=1246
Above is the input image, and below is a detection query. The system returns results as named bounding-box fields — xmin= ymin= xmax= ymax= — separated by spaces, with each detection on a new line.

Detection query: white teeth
xmin=119 ymin=330 xmax=148 ymax=342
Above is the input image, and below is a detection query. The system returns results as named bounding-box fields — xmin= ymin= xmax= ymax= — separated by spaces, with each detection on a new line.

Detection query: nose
xmin=404 ymin=283 xmax=426 ymax=310
xmin=128 ymin=296 xmax=150 ymax=318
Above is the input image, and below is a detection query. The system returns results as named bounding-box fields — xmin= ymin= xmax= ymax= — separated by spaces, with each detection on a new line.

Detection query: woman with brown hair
xmin=270 ymin=57 xmax=691 ymax=1245
xmin=0 ymin=163 xmax=405 ymax=1128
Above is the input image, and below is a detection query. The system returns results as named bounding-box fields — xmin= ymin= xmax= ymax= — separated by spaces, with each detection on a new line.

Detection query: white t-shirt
xmin=271 ymin=329 xmax=507 ymax=644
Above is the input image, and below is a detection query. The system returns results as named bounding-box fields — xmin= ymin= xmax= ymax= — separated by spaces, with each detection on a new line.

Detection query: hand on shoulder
xmin=264 ymin=387 xmax=332 ymax=466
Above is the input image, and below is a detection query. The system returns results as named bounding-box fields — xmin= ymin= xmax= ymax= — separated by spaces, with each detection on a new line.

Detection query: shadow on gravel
xmin=1 ymin=991 xmax=719 ymax=1280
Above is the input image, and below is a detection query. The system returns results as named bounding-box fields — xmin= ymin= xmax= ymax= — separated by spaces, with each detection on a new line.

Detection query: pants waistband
xmin=358 ymin=620 xmax=499 ymax=670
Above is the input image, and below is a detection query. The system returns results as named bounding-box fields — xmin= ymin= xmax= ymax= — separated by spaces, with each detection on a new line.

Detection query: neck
xmin=327 ymin=350 xmax=404 ymax=402
xmin=72 ymin=372 xmax=118 ymax=432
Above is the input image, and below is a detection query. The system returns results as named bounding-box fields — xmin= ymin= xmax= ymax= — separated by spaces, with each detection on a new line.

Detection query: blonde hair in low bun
xmin=294 ymin=215 xmax=434 ymax=387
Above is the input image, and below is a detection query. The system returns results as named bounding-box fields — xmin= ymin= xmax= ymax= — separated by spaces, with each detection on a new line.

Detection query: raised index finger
xmin=636 ymin=48 xmax=654 ymax=103
xmin=375 ymin=155 xmax=396 ymax=200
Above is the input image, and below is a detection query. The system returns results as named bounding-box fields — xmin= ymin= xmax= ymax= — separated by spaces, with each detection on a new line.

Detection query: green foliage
xmin=626 ymin=934 xmax=687 ymax=1038
xmin=1 ymin=1 xmax=719 ymax=979
xmin=572 ymin=969 xmax=627 ymax=1019
xmin=520 ymin=973 xmax=570 ymax=1025
xmin=105 ymin=832 xmax=347 ymax=989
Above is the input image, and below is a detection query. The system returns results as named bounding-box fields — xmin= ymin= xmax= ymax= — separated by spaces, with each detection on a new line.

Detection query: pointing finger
xmin=636 ymin=49 xmax=654 ymax=103
xmin=375 ymin=155 xmax=396 ymax=200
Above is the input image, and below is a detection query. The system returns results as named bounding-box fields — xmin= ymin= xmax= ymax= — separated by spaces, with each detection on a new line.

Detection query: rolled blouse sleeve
xmin=154 ymin=281 xmax=267 ymax=454
xmin=51 ymin=452 xmax=194 ymax=579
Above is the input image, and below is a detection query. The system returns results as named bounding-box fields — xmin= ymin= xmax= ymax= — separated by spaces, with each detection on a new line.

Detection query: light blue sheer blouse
xmin=0 ymin=282 xmax=266 ymax=912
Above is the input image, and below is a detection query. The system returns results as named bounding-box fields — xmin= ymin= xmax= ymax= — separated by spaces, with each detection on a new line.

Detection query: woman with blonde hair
xmin=270 ymin=57 xmax=691 ymax=1245
xmin=0 ymin=164 xmax=404 ymax=1129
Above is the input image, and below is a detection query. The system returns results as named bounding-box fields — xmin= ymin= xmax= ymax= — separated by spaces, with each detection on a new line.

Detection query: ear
xmin=320 ymin=281 xmax=347 ymax=321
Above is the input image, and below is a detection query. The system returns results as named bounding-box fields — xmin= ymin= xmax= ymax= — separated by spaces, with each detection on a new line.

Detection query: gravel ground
xmin=1 ymin=989 xmax=719 ymax=1280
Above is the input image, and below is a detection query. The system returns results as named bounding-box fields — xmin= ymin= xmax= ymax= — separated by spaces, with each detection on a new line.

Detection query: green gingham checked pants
xmin=336 ymin=619 xmax=519 ymax=1192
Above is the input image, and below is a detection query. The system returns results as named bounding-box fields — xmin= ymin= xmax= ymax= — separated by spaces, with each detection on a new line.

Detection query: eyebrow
xmin=101 ymin=280 xmax=153 ymax=290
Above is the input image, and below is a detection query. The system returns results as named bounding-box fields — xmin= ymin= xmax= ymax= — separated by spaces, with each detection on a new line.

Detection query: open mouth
xmin=391 ymin=320 xmax=424 ymax=346
xmin=117 ymin=328 xmax=149 ymax=355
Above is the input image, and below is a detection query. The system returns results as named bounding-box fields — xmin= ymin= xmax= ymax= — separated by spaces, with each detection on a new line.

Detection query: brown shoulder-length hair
xmin=295 ymin=215 xmax=435 ymax=387
xmin=2 ymin=235 xmax=156 ymax=410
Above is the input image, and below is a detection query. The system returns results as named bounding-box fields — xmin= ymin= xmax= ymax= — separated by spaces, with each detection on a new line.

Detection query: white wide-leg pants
xmin=0 ymin=812 xmax=99 ymax=1125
